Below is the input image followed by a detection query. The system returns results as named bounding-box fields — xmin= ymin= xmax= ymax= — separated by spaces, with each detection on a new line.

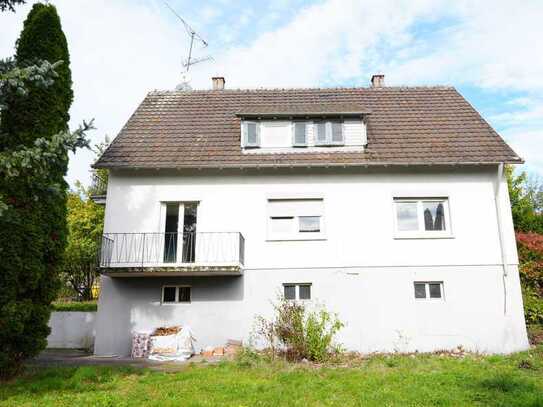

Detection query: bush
xmin=51 ymin=301 xmax=97 ymax=312
xmin=254 ymin=297 xmax=344 ymax=362
xmin=516 ymin=232 xmax=543 ymax=325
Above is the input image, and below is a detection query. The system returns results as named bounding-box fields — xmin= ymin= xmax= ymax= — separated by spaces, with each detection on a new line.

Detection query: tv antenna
xmin=164 ymin=1 xmax=213 ymax=90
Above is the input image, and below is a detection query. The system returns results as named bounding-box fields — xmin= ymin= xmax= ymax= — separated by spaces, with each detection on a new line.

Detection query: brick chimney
xmin=212 ymin=77 xmax=225 ymax=90
xmin=371 ymin=74 xmax=385 ymax=88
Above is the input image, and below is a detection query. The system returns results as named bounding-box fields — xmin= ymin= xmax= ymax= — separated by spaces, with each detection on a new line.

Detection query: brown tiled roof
xmin=94 ymin=87 xmax=522 ymax=169
xmin=236 ymin=103 xmax=370 ymax=117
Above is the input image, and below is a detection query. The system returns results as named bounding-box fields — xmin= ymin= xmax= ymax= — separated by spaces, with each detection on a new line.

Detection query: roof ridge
xmin=148 ymin=85 xmax=456 ymax=95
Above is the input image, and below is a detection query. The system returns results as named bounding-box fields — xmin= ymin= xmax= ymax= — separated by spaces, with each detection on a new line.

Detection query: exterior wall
xmin=94 ymin=166 xmax=529 ymax=356
xmin=47 ymin=312 xmax=96 ymax=349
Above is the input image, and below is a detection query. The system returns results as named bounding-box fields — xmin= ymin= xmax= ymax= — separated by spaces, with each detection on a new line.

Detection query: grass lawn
xmin=1 ymin=345 xmax=543 ymax=407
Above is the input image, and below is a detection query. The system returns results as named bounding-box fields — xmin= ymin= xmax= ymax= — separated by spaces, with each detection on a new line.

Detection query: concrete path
xmin=30 ymin=349 xmax=224 ymax=371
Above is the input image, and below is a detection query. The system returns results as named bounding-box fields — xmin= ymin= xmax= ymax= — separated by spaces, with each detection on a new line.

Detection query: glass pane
xmin=284 ymin=285 xmax=296 ymax=300
xmin=294 ymin=122 xmax=306 ymax=145
xmin=299 ymin=285 xmax=311 ymax=300
xmin=163 ymin=287 xmax=176 ymax=303
xmin=315 ymin=122 xmax=327 ymax=143
xmin=423 ymin=201 xmax=446 ymax=231
xmin=414 ymin=283 xmax=426 ymax=299
xmin=247 ymin=123 xmax=257 ymax=145
xmin=429 ymin=283 xmax=442 ymax=298
xmin=331 ymin=121 xmax=343 ymax=143
xmin=299 ymin=216 xmax=320 ymax=232
xmin=396 ymin=202 xmax=419 ymax=231
xmin=164 ymin=204 xmax=179 ymax=263
xmin=178 ymin=287 xmax=191 ymax=302
xmin=270 ymin=217 xmax=294 ymax=234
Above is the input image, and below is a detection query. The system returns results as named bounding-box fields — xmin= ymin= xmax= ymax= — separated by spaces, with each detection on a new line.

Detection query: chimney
xmin=371 ymin=74 xmax=385 ymax=88
xmin=212 ymin=76 xmax=225 ymax=90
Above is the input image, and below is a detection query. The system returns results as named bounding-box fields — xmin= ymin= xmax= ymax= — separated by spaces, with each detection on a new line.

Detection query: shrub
xmin=51 ymin=301 xmax=97 ymax=312
xmin=516 ymin=232 xmax=543 ymax=325
xmin=254 ymin=296 xmax=344 ymax=363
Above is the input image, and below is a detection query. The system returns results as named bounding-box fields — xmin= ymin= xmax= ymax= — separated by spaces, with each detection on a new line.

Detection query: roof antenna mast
xmin=164 ymin=1 xmax=213 ymax=90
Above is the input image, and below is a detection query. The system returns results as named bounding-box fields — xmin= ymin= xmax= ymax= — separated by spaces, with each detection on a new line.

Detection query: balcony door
xmin=162 ymin=202 xmax=198 ymax=263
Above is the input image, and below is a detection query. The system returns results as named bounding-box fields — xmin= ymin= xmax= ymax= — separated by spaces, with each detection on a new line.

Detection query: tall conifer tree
xmin=0 ymin=3 xmax=74 ymax=377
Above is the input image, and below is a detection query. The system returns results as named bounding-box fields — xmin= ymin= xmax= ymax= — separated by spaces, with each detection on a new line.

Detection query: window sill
xmin=394 ymin=233 xmax=454 ymax=240
xmin=266 ymin=236 xmax=327 ymax=242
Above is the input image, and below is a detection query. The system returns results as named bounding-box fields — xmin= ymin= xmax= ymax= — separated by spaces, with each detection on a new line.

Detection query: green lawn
xmin=1 ymin=346 xmax=542 ymax=407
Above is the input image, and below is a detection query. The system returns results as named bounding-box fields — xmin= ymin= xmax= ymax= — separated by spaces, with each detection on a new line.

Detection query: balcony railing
xmin=98 ymin=232 xmax=245 ymax=268
xmin=89 ymin=174 xmax=107 ymax=197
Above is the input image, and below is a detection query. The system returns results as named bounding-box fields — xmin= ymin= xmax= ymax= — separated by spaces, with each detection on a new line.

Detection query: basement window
xmin=414 ymin=282 xmax=443 ymax=300
xmin=283 ymin=283 xmax=312 ymax=300
xmin=162 ymin=286 xmax=191 ymax=304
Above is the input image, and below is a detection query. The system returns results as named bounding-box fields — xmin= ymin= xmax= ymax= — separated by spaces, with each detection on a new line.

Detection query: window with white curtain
xmin=243 ymin=121 xmax=260 ymax=147
xmin=293 ymin=122 xmax=308 ymax=146
xmin=268 ymin=198 xmax=325 ymax=240
xmin=314 ymin=120 xmax=344 ymax=146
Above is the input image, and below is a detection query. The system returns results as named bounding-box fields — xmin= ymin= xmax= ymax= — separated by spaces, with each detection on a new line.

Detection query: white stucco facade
xmin=94 ymin=166 xmax=529 ymax=356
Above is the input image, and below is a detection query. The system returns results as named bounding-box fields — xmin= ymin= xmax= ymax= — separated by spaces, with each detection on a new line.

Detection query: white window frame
xmin=393 ymin=197 xmax=453 ymax=239
xmin=413 ymin=281 xmax=444 ymax=301
xmin=292 ymin=121 xmax=308 ymax=147
xmin=161 ymin=285 xmax=191 ymax=304
xmin=266 ymin=198 xmax=326 ymax=241
xmin=283 ymin=283 xmax=312 ymax=301
xmin=314 ymin=120 xmax=345 ymax=146
xmin=242 ymin=121 xmax=260 ymax=148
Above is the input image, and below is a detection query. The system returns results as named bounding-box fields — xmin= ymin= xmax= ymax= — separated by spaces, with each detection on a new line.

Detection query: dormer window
xmin=293 ymin=122 xmax=308 ymax=147
xmin=315 ymin=120 xmax=344 ymax=146
xmin=239 ymin=111 xmax=365 ymax=152
xmin=243 ymin=121 xmax=260 ymax=148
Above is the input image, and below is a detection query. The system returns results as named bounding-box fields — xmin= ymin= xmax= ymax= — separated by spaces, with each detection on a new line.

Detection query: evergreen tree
xmin=0 ymin=3 xmax=77 ymax=378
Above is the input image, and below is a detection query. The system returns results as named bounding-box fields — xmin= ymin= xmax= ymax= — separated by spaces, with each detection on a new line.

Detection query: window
xmin=331 ymin=121 xmax=344 ymax=144
xmin=162 ymin=286 xmax=191 ymax=303
xmin=314 ymin=120 xmax=344 ymax=146
xmin=414 ymin=282 xmax=444 ymax=300
xmin=243 ymin=121 xmax=260 ymax=147
xmin=293 ymin=122 xmax=307 ymax=147
xmin=299 ymin=216 xmax=321 ymax=232
xmin=283 ymin=283 xmax=311 ymax=300
xmin=394 ymin=198 xmax=451 ymax=237
xmin=267 ymin=198 xmax=325 ymax=240
xmin=315 ymin=121 xmax=327 ymax=145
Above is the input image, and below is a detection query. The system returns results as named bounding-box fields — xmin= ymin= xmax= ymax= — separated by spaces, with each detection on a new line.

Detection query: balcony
xmin=89 ymin=174 xmax=107 ymax=205
xmin=98 ymin=232 xmax=245 ymax=277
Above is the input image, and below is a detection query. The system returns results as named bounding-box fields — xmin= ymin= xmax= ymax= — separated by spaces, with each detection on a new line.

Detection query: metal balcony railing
xmin=89 ymin=174 xmax=107 ymax=197
xmin=98 ymin=232 xmax=245 ymax=268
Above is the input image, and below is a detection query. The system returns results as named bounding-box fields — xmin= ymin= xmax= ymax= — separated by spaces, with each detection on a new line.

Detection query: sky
xmin=1 ymin=0 xmax=543 ymax=187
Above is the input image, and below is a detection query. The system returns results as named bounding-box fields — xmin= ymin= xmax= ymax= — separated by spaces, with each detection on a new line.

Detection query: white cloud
xmin=1 ymin=0 xmax=543 ymax=185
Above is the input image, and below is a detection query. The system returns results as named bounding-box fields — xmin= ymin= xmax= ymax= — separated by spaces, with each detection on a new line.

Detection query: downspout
xmin=493 ymin=163 xmax=508 ymax=315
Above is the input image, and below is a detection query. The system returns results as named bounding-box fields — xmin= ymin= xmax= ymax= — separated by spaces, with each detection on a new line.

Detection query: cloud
xmin=1 ymin=0 xmax=542 ymax=185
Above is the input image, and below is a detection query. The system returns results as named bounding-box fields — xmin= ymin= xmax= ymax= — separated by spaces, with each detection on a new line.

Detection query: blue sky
xmin=1 ymin=0 xmax=542 ymax=186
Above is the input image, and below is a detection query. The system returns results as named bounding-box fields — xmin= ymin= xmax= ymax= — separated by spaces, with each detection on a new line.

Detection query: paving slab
xmin=29 ymin=349 xmax=225 ymax=371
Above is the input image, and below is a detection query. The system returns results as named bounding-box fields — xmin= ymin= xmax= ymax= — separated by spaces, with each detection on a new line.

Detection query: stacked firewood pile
xmin=153 ymin=326 xmax=181 ymax=336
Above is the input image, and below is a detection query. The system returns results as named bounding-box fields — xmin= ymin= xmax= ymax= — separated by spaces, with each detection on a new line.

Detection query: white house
xmin=92 ymin=75 xmax=530 ymax=356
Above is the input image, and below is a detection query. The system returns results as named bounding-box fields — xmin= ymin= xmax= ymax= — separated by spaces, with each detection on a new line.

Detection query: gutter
xmin=92 ymin=160 xmax=524 ymax=171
